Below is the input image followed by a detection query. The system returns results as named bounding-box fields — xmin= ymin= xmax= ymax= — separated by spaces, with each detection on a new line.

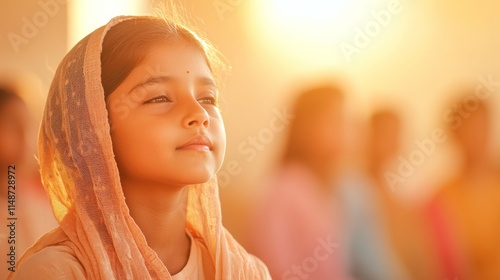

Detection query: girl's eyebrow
xmin=197 ymin=77 xmax=218 ymax=89
xmin=128 ymin=76 xmax=172 ymax=95
xmin=128 ymin=76 xmax=218 ymax=95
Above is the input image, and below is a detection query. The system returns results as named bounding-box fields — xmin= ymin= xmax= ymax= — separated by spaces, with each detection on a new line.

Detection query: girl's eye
xmin=145 ymin=95 xmax=171 ymax=104
xmin=198 ymin=96 xmax=218 ymax=106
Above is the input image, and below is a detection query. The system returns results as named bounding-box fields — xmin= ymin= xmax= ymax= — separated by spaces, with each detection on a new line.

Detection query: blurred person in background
xmin=334 ymin=107 xmax=408 ymax=280
xmin=426 ymin=92 xmax=500 ymax=280
xmin=349 ymin=109 xmax=439 ymax=280
xmin=249 ymin=84 xmax=352 ymax=280
xmin=0 ymin=85 xmax=57 ymax=278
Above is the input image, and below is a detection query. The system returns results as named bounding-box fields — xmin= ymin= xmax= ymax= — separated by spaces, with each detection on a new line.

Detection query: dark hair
xmin=445 ymin=88 xmax=490 ymax=132
xmin=100 ymin=16 xmax=225 ymax=97
xmin=283 ymin=84 xmax=344 ymax=162
xmin=0 ymin=87 xmax=21 ymax=111
xmin=369 ymin=109 xmax=401 ymax=132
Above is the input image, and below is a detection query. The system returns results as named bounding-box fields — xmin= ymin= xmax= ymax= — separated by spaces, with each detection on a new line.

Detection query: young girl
xmin=8 ymin=15 xmax=270 ymax=279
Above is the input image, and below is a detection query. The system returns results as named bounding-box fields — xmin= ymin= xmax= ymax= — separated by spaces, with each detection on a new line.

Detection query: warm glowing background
xmin=1 ymin=0 xmax=500 ymax=246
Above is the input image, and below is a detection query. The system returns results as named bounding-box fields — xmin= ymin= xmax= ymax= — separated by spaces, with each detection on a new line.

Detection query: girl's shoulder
xmin=12 ymin=245 xmax=86 ymax=279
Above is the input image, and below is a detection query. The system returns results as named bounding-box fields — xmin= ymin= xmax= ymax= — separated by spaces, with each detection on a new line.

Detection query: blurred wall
xmin=181 ymin=0 xmax=500 ymax=246
xmin=1 ymin=0 xmax=67 ymax=174
xmin=2 ymin=0 xmax=500 ymax=246
xmin=1 ymin=0 xmax=67 ymax=104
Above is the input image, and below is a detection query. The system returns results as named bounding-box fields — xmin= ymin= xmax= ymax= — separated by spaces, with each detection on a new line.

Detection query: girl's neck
xmin=121 ymin=180 xmax=190 ymax=275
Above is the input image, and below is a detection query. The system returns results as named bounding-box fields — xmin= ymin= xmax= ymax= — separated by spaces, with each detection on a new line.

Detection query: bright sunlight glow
xmin=68 ymin=0 xmax=148 ymax=50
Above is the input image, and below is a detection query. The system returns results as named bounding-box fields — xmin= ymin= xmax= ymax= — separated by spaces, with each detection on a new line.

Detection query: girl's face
xmin=107 ymin=42 xmax=226 ymax=188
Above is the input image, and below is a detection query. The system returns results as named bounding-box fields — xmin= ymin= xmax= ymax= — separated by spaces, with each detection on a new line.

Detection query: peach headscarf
xmin=7 ymin=16 xmax=270 ymax=279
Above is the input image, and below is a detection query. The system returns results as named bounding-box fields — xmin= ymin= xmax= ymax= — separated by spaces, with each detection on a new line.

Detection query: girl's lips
xmin=177 ymin=144 xmax=211 ymax=151
xmin=177 ymin=135 xmax=213 ymax=151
